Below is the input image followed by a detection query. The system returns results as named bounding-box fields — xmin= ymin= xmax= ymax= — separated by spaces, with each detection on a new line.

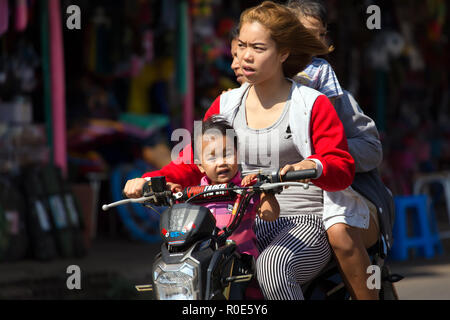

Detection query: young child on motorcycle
xmin=166 ymin=115 xmax=280 ymax=259
xmin=166 ymin=115 xmax=278 ymax=299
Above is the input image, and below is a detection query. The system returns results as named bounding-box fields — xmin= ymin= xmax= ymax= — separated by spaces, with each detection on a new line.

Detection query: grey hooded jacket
xmin=335 ymin=90 xmax=395 ymax=251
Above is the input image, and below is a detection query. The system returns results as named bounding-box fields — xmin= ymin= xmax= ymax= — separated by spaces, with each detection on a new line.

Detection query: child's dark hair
xmin=286 ymin=0 xmax=328 ymax=27
xmin=193 ymin=115 xmax=238 ymax=161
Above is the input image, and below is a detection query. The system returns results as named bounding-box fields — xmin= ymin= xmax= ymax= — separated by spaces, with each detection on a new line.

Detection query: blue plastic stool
xmin=390 ymin=195 xmax=443 ymax=261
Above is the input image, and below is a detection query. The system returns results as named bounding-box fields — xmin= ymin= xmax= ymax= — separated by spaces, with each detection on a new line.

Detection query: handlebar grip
xmin=281 ymin=169 xmax=317 ymax=182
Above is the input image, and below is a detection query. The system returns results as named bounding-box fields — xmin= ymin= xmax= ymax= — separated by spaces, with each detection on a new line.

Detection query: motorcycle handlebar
xmin=278 ymin=169 xmax=317 ymax=182
xmin=104 ymin=169 xmax=318 ymax=210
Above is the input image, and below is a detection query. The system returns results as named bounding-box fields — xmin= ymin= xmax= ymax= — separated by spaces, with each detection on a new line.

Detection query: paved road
xmin=386 ymin=234 xmax=450 ymax=300
xmin=389 ymin=255 xmax=450 ymax=300
xmin=1 ymin=238 xmax=450 ymax=300
xmin=0 ymin=239 xmax=160 ymax=299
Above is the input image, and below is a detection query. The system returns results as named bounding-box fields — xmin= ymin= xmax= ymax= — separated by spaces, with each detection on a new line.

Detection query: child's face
xmin=298 ymin=15 xmax=328 ymax=46
xmin=197 ymin=134 xmax=239 ymax=184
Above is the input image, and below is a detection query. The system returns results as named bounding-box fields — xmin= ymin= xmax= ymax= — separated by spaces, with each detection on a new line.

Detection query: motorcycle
xmin=102 ymin=169 xmax=402 ymax=300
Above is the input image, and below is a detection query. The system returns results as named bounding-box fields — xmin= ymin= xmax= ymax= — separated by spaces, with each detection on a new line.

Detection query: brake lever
xmin=142 ymin=191 xmax=158 ymax=204
xmin=102 ymin=195 xmax=155 ymax=211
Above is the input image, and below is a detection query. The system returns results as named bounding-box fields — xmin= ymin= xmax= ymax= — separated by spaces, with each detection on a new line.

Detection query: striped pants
xmin=255 ymin=214 xmax=332 ymax=300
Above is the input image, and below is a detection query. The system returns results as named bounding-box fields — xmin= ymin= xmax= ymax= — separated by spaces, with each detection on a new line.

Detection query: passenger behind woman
xmin=287 ymin=0 xmax=383 ymax=300
xmin=288 ymin=0 xmax=343 ymax=107
xmin=166 ymin=115 xmax=280 ymax=259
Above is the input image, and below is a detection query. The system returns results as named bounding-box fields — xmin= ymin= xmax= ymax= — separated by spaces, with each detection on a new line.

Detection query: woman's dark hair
xmin=286 ymin=0 xmax=328 ymax=27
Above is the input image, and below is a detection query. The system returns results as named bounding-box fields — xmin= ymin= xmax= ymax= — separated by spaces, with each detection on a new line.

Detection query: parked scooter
xmin=102 ymin=169 xmax=402 ymax=300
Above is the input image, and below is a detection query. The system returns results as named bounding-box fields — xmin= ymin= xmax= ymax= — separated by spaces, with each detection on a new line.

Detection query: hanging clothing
xmin=15 ymin=0 xmax=28 ymax=32
xmin=0 ymin=0 xmax=9 ymax=36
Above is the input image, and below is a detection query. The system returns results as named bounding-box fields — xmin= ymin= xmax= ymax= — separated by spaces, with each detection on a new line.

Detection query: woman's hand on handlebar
xmin=279 ymin=160 xmax=317 ymax=184
xmin=123 ymin=178 xmax=147 ymax=198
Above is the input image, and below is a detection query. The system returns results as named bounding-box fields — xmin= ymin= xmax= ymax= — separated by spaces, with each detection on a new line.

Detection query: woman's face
xmin=237 ymin=22 xmax=288 ymax=84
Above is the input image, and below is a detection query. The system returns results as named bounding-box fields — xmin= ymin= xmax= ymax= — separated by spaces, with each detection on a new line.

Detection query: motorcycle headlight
xmin=153 ymin=261 xmax=199 ymax=300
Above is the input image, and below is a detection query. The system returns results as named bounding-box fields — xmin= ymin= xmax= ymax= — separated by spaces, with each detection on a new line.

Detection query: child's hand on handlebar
xmin=123 ymin=178 xmax=147 ymax=198
xmin=280 ymin=160 xmax=317 ymax=185
xmin=167 ymin=182 xmax=182 ymax=193
xmin=241 ymin=173 xmax=258 ymax=187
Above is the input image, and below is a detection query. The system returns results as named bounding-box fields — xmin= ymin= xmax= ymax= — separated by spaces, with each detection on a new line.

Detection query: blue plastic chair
xmin=390 ymin=195 xmax=443 ymax=261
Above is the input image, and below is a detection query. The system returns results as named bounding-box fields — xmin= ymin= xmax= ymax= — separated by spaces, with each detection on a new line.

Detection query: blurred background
xmin=0 ymin=0 xmax=449 ymax=299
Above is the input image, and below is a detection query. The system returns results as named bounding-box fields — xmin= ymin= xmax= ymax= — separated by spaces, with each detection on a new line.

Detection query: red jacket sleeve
xmin=141 ymin=143 xmax=202 ymax=189
xmin=141 ymin=96 xmax=222 ymax=189
xmin=203 ymin=96 xmax=221 ymax=121
xmin=307 ymin=95 xmax=355 ymax=192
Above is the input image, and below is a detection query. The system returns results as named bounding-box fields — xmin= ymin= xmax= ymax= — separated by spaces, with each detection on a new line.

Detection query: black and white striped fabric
xmin=255 ymin=214 xmax=332 ymax=300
